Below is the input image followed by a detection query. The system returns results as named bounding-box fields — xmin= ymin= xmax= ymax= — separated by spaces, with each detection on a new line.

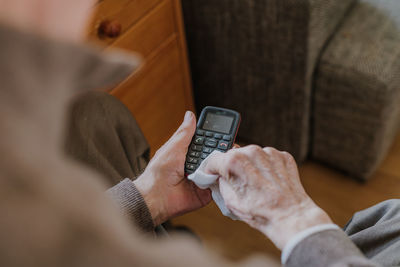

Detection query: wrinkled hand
xmin=204 ymin=145 xmax=332 ymax=249
xmin=133 ymin=111 xmax=212 ymax=226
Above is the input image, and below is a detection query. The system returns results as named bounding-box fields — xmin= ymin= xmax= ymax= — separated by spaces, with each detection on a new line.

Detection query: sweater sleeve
xmin=285 ymin=228 xmax=381 ymax=267
xmin=106 ymin=178 xmax=154 ymax=232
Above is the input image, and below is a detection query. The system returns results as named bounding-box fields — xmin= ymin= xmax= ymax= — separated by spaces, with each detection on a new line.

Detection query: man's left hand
xmin=133 ymin=111 xmax=212 ymax=226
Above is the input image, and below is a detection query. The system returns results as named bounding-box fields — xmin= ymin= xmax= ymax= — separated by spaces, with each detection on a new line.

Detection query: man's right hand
xmin=204 ymin=145 xmax=333 ymax=249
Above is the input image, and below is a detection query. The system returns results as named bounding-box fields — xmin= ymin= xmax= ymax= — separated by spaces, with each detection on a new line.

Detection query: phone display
xmin=202 ymin=113 xmax=234 ymax=134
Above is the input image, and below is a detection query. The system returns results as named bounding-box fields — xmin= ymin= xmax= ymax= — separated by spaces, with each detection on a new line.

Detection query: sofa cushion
xmin=312 ymin=0 xmax=400 ymax=179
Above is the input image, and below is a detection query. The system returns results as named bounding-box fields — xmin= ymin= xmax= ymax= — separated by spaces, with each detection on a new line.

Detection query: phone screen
xmin=202 ymin=113 xmax=234 ymax=134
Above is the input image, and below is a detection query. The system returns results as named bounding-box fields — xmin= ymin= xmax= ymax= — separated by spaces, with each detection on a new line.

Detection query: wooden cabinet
xmin=87 ymin=0 xmax=194 ymax=155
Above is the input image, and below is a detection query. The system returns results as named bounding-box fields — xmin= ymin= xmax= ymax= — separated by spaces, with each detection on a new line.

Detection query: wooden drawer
xmin=110 ymin=0 xmax=176 ymax=57
xmin=87 ymin=0 xmax=161 ymax=46
xmin=111 ymin=37 xmax=188 ymax=153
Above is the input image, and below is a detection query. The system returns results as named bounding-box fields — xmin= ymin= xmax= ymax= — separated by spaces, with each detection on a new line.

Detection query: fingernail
xmin=184 ymin=111 xmax=192 ymax=122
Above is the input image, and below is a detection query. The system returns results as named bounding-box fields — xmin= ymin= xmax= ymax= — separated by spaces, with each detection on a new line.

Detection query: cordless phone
xmin=185 ymin=106 xmax=241 ymax=175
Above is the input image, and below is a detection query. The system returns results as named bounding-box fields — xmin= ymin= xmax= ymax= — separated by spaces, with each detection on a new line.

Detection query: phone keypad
xmin=185 ymin=131 xmax=232 ymax=174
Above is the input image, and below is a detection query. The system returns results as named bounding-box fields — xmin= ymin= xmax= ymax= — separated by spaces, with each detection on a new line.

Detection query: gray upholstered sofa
xmin=182 ymin=0 xmax=400 ymax=180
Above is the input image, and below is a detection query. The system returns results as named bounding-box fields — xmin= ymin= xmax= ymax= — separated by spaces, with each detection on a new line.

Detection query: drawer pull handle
xmin=98 ymin=20 xmax=122 ymax=38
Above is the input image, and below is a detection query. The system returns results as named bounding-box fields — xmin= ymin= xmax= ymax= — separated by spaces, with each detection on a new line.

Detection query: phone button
xmin=189 ymin=151 xmax=200 ymax=158
xmin=218 ymin=140 xmax=229 ymax=150
xmin=223 ymin=135 xmax=232 ymax=141
xmin=191 ymin=145 xmax=202 ymax=151
xmin=205 ymin=139 xmax=217 ymax=148
xmin=193 ymin=136 xmax=205 ymax=145
xmin=201 ymin=153 xmax=210 ymax=159
xmin=186 ymin=163 xmax=196 ymax=171
xmin=196 ymin=129 xmax=205 ymax=136
xmin=203 ymin=147 xmax=213 ymax=153
xmin=187 ymin=157 xmax=199 ymax=164
xmin=205 ymin=131 xmax=213 ymax=137
xmin=214 ymin=133 xmax=223 ymax=139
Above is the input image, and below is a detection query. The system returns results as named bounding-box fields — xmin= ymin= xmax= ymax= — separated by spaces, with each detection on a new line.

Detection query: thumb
xmin=165 ymin=111 xmax=196 ymax=150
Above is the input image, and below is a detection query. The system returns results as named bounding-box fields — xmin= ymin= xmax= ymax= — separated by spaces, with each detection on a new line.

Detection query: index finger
xmin=203 ymin=149 xmax=251 ymax=179
xmin=202 ymin=150 xmax=228 ymax=177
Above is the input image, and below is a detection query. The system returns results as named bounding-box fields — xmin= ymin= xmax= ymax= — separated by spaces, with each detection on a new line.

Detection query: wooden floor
xmin=172 ymin=133 xmax=400 ymax=262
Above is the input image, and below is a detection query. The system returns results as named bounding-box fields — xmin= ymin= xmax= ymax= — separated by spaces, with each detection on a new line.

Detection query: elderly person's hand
xmin=204 ymin=146 xmax=333 ymax=249
xmin=133 ymin=111 xmax=212 ymax=226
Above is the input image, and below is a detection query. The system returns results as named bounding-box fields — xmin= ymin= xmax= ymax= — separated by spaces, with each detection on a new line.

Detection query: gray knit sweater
xmin=107 ymin=179 xmax=154 ymax=232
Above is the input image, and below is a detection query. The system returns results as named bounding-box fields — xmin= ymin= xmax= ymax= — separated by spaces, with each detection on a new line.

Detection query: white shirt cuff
xmin=281 ymin=224 xmax=340 ymax=264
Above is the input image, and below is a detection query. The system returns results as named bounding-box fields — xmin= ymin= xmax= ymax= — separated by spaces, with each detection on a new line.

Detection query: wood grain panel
xmin=87 ymin=0 xmax=161 ymax=46
xmin=88 ymin=0 xmax=195 ymax=154
xmin=171 ymin=0 xmax=195 ymax=112
xmin=110 ymin=0 xmax=176 ymax=57
xmin=111 ymin=37 xmax=188 ymax=154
